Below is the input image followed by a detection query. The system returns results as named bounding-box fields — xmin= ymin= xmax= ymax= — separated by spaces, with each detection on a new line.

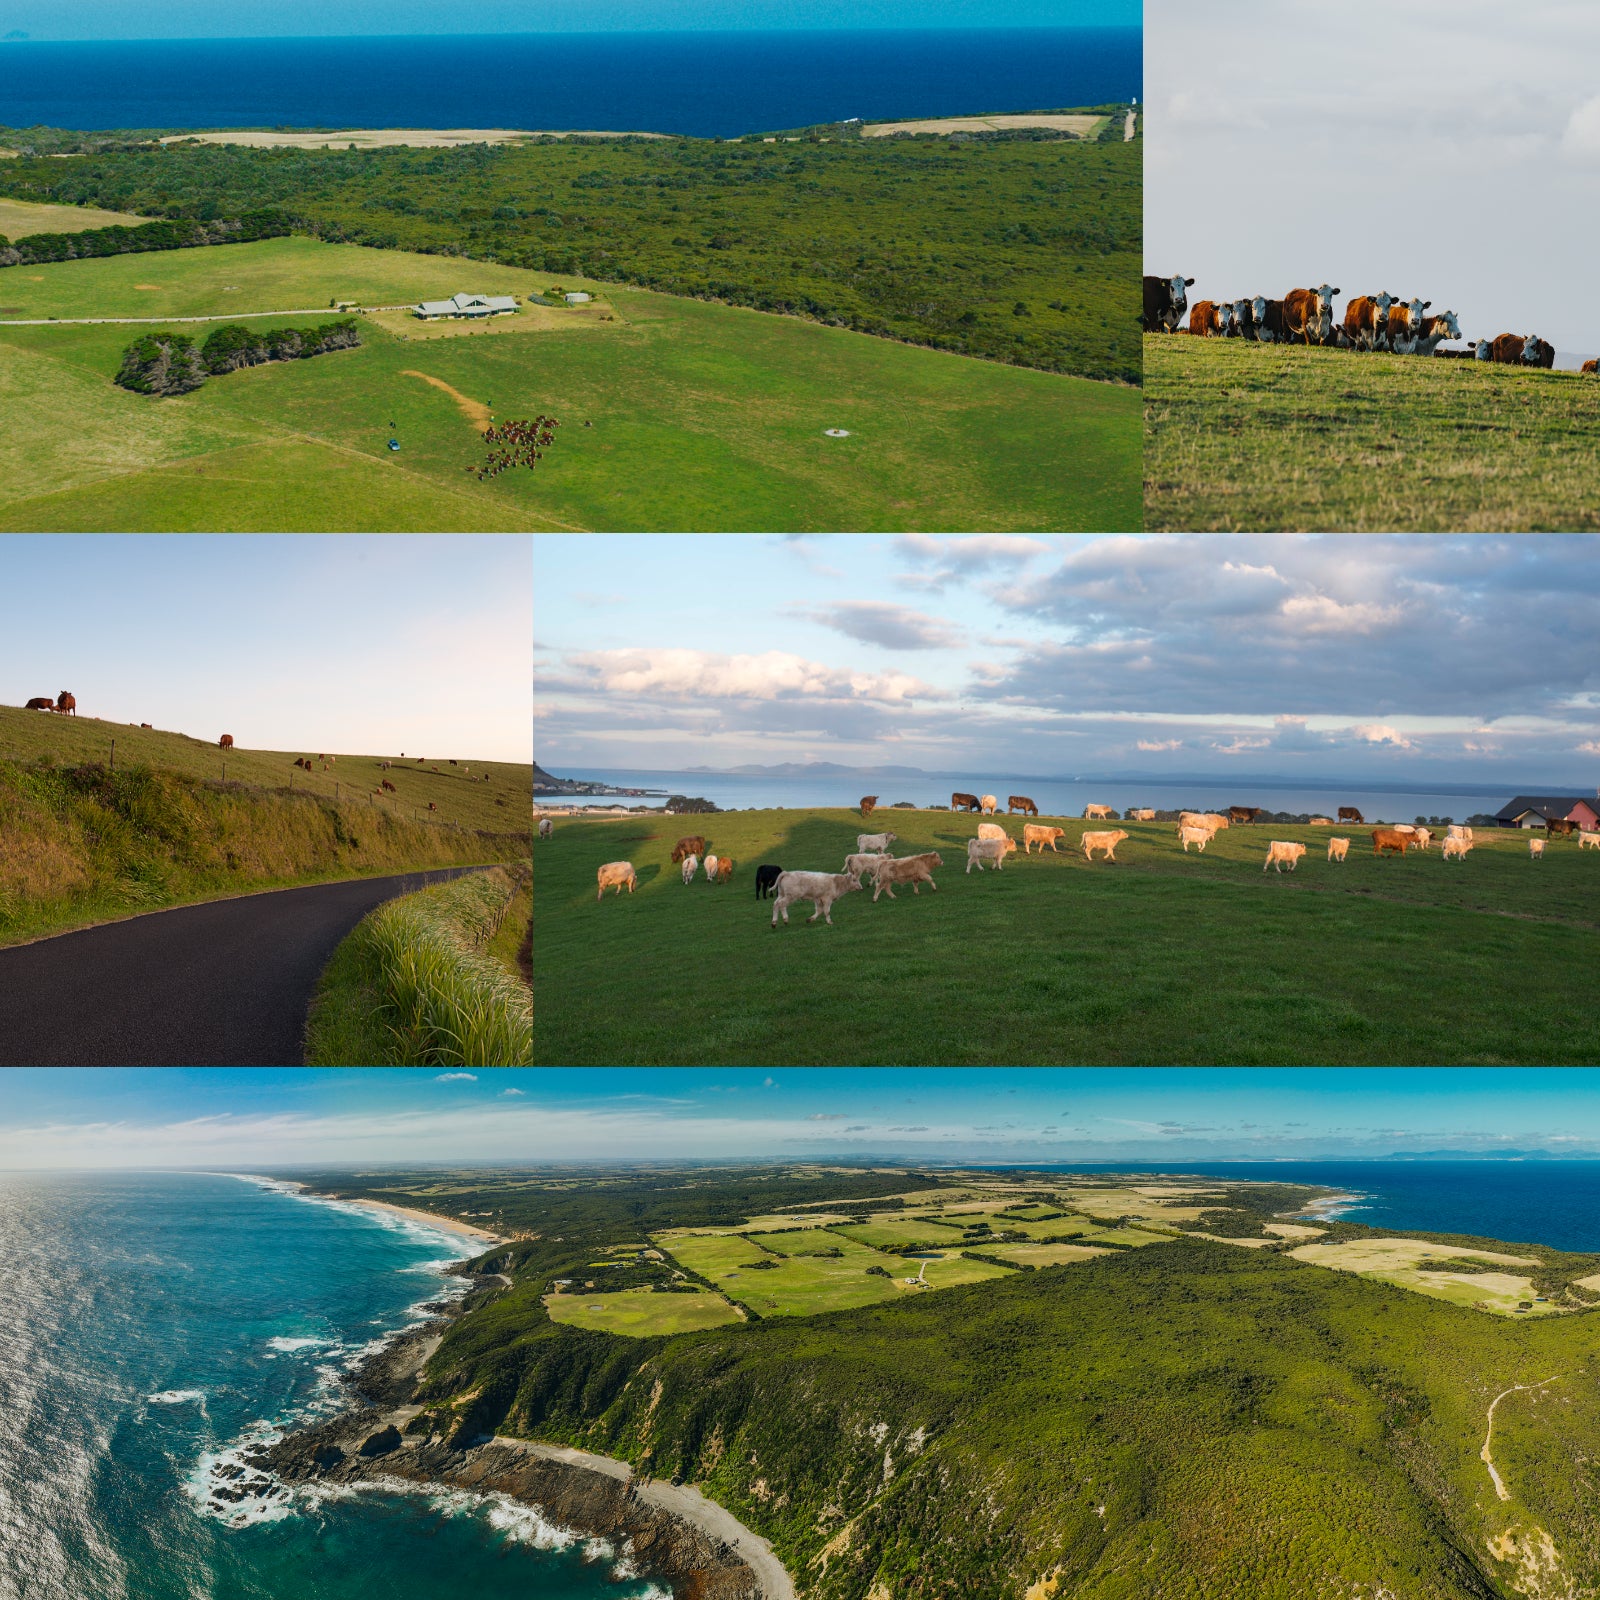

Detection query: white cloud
xmin=435 ymin=1072 xmax=478 ymax=1082
xmin=1561 ymin=96 xmax=1600 ymax=163
xmin=501 ymin=1088 xmax=525 ymax=1096
xmin=565 ymin=648 xmax=941 ymax=705
xmin=1137 ymin=739 xmax=1183 ymax=752
xmin=1577 ymin=740 xmax=1600 ymax=755
xmin=1350 ymin=724 xmax=1417 ymax=750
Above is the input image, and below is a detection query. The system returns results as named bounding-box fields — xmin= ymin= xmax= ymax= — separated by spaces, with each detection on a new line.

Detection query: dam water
xmin=0 ymin=1171 xmax=664 ymax=1600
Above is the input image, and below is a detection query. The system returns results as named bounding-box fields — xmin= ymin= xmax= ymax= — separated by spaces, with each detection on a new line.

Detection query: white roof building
xmin=413 ymin=292 xmax=519 ymax=319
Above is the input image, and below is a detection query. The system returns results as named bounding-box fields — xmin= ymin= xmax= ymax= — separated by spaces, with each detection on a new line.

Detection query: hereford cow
xmin=1084 ymin=804 xmax=1113 ymax=820
xmin=1008 ymin=795 xmax=1039 ymax=816
xmin=596 ymin=861 xmax=636 ymax=899
xmin=1327 ymin=837 xmax=1350 ymax=862
xmin=1411 ymin=310 xmax=1463 ymax=356
xmin=1384 ymin=296 xmax=1432 ymax=354
xmin=1284 ymin=285 xmax=1340 ymax=345
xmin=1343 ymin=292 xmax=1396 ymax=350
xmin=754 ymin=863 xmax=783 ymax=899
xmin=1490 ymin=333 xmax=1540 ymax=365
xmin=219 ymin=734 xmax=234 ymax=749
xmin=1263 ymin=841 xmax=1306 ymax=873
xmin=24 ymin=698 xmax=53 ymax=711
xmin=874 ymin=851 xmax=945 ymax=899
xmin=964 ymin=837 xmax=1015 ymax=873
xmin=1023 ymin=824 xmax=1066 ymax=854
xmin=770 ymin=869 xmax=862 ymax=927
xmin=1229 ymin=806 xmax=1262 ymax=824
xmin=1187 ymin=300 xmax=1231 ymax=338
xmin=1528 ymin=336 xmax=1555 ymax=369
xmin=1371 ymin=828 xmax=1411 ymax=857
xmin=56 ymin=692 xmax=76 ymax=716
xmin=951 ymin=792 xmax=982 ymax=813
xmin=538 ymin=818 xmax=553 ymax=839
xmin=1143 ymin=273 xmax=1195 ymax=333
xmin=1250 ymin=297 xmax=1288 ymax=343
xmin=1338 ymin=806 xmax=1365 ymax=824
xmin=860 ymin=795 xmax=878 ymax=819
xmin=1228 ymin=298 xmax=1260 ymax=340
xmin=427 ymin=802 xmax=437 ymax=812
xmin=1082 ymin=829 xmax=1129 ymax=862
xmin=671 ymin=836 xmax=707 ymax=864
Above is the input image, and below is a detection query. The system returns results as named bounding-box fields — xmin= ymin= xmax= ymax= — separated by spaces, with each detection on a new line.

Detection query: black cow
xmin=1143 ymin=273 xmax=1195 ymax=333
xmin=950 ymin=791 xmax=982 ymax=812
xmin=755 ymin=864 xmax=783 ymax=900
xmin=1337 ymin=806 xmax=1365 ymax=824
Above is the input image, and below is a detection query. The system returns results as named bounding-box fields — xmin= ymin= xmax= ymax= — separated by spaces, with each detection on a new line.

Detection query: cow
xmin=1371 ymin=828 xmax=1411 ymax=857
xmin=873 ymin=851 xmax=944 ymax=899
xmin=965 ymin=837 xmax=1016 ymax=873
xmin=755 ymin=863 xmax=783 ymax=898
xmin=976 ymin=823 xmax=1009 ymax=842
xmin=1343 ymin=292 xmax=1396 ymax=350
xmin=860 ymin=795 xmax=878 ymax=819
xmin=1474 ymin=339 xmax=1493 ymax=362
xmin=1338 ymin=806 xmax=1365 ymax=824
xmin=1143 ymin=274 xmax=1195 ymax=333
xmin=1130 ymin=808 xmax=1156 ymax=822
xmin=1084 ymin=804 xmax=1114 ymax=820
xmin=1187 ymin=300 xmax=1231 ymax=338
xmin=56 ymin=692 xmax=76 ymax=716
xmin=1530 ymin=336 xmax=1555 ymax=369
xmin=597 ymin=861 xmax=636 ymax=898
xmin=682 ymin=853 xmax=700 ymax=885
xmin=1584 ymin=360 xmax=1600 ymax=375
xmin=1229 ymin=806 xmax=1262 ymax=824
xmin=1023 ymin=824 xmax=1066 ymax=854
xmin=24 ymin=698 xmax=53 ymax=711
xmin=1008 ymin=795 xmax=1039 ymax=816
xmin=1384 ymin=296 xmax=1432 ymax=354
xmin=1442 ymin=835 xmax=1471 ymax=861
xmin=703 ymin=853 xmax=720 ymax=881
xmin=1309 ymin=817 xmax=1333 ymax=826
xmin=1529 ymin=837 xmax=1546 ymax=860
xmin=1579 ymin=830 xmax=1600 ymax=850
xmin=381 ymin=779 xmax=396 ymax=792
xmin=1263 ymin=841 xmax=1306 ymax=873
xmin=427 ymin=802 xmax=437 ymax=812
xmin=1328 ymin=837 xmax=1350 ymax=862
xmin=1229 ymin=298 xmax=1260 ymax=341
xmin=712 ymin=856 xmax=734 ymax=883
xmin=857 ymin=832 xmax=897 ymax=854
xmin=1490 ymin=333 xmax=1540 ymax=366
xmin=219 ymin=734 xmax=234 ymax=749
xmin=140 ymin=722 xmax=153 ymax=729
xmin=979 ymin=795 xmax=999 ymax=814
xmin=843 ymin=851 xmax=892 ymax=882
xmin=1082 ymin=829 xmax=1129 ymax=862
xmin=1178 ymin=825 xmax=1214 ymax=853
xmin=1250 ymin=297 xmax=1288 ymax=343
xmin=1284 ymin=285 xmax=1340 ymax=345
xmin=951 ymin=792 xmax=982 ymax=813
xmin=671 ymin=836 xmax=706 ymax=864
xmin=1411 ymin=828 xmax=1433 ymax=851
xmin=1546 ymin=817 xmax=1579 ymax=838
xmin=1411 ymin=310 xmax=1463 ymax=356
xmin=1179 ymin=811 xmax=1226 ymax=833
xmin=538 ymin=818 xmax=553 ymax=840
xmin=771 ymin=869 xmax=862 ymax=927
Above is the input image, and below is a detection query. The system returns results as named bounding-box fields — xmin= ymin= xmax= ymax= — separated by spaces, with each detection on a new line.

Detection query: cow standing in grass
xmin=56 ymin=692 xmax=76 ymax=716
xmin=770 ymin=870 xmax=861 ymax=927
xmin=538 ymin=818 xmax=553 ymax=839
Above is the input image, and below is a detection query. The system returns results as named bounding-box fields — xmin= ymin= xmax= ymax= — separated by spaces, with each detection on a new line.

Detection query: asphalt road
xmin=0 ymin=868 xmax=490 ymax=1066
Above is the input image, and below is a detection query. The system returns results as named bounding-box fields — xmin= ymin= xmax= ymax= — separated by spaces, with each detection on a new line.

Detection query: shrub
xmin=114 ymin=333 xmax=207 ymax=396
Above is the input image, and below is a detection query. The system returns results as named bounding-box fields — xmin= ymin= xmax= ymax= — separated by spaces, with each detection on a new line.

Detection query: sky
xmin=535 ymin=533 xmax=1600 ymax=785
xmin=0 ymin=1 xmax=1136 ymax=44
xmin=0 ymin=535 xmax=531 ymax=763
xmin=1146 ymin=0 xmax=1600 ymax=358
xmin=1 ymin=1069 xmax=1599 ymax=1167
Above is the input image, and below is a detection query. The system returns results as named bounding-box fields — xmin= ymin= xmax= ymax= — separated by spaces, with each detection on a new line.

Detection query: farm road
xmin=0 ymin=867 xmax=490 ymax=1066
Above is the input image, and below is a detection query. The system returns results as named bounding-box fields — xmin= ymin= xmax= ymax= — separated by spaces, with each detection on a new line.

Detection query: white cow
xmin=537 ymin=817 xmax=553 ymax=839
xmin=1327 ymin=837 xmax=1350 ymax=863
xmin=843 ymin=851 xmax=891 ymax=881
xmin=856 ymin=831 xmax=897 ymax=853
xmin=681 ymin=852 xmax=699 ymax=884
xmin=1529 ymin=838 xmax=1546 ymax=860
xmin=979 ymin=795 xmax=1000 ymax=815
xmin=770 ymin=869 xmax=862 ymax=927
xmin=704 ymin=853 xmax=720 ymax=881
xmin=596 ymin=861 xmax=636 ymax=899
xmin=965 ymin=836 xmax=1017 ymax=873
xmin=1580 ymin=830 xmax=1600 ymax=850
xmin=1263 ymin=841 xmax=1306 ymax=873
xmin=1442 ymin=835 xmax=1472 ymax=862
xmin=976 ymin=822 xmax=1009 ymax=842
xmin=1178 ymin=825 xmax=1214 ymax=853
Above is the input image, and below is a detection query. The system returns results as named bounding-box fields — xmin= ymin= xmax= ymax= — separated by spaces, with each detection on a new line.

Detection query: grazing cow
xmin=449 ymin=759 xmax=457 ymax=765
xmin=1082 ymin=829 xmax=1129 ymax=862
xmin=1023 ymin=824 xmax=1066 ymax=854
xmin=1371 ymin=828 xmax=1411 ymax=857
xmin=538 ymin=818 xmax=553 ymax=840
xmin=1008 ymin=795 xmax=1039 ymax=816
xmin=1309 ymin=817 xmax=1334 ymax=826
xmin=1343 ymin=292 xmax=1396 ymax=350
xmin=1546 ymin=817 xmax=1578 ymax=838
xmin=1529 ymin=837 xmax=1546 ymax=860
xmin=219 ymin=734 xmax=234 ymax=749
xmin=771 ymin=869 xmax=862 ymax=927
xmin=860 ymin=795 xmax=878 ymax=819
xmin=979 ymin=795 xmax=999 ymax=815
xmin=1578 ymin=830 xmax=1600 ymax=850
xmin=1130 ymin=808 xmax=1156 ymax=822
xmin=1528 ymin=337 xmax=1555 ymax=369
xmin=1328 ymin=837 xmax=1350 ymax=862
xmin=1284 ymin=285 xmax=1340 ymax=345
xmin=1263 ymin=841 xmax=1306 ymax=873
xmin=381 ymin=779 xmax=396 ymax=792
xmin=857 ymin=831 xmax=897 ymax=854
xmin=1384 ymin=296 xmax=1432 ymax=354
xmin=671 ymin=836 xmax=707 ymax=864
xmin=1178 ymin=825 xmax=1214 ymax=853
xmin=597 ymin=861 xmax=636 ymax=899
xmin=1411 ymin=310 xmax=1463 ymax=356
xmin=1199 ymin=814 xmax=1230 ymax=831
xmin=380 ymin=761 xmax=391 ymax=770
xmin=873 ymin=851 xmax=944 ymax=899
xmin=965 ymin=837 xmax=1016 ymax=873
xmin=1143 ymin=273 xmax=1195 ymax=332
xmin=844 ymin=851 xmax=891 ymax=882
xmin=24 ymin=698 xmax=54 ymax=710
xmin=427 ymin=802 xmax=437 ymax=812
xmin=681 ymin=853 xmax=699 ymax=885
xmin=1084 ymin=804 xmax=1113 ymax=820
xmin=754 ymin=863 xmax=783 ymax=898
xmin=56 ymin=692 xmax=76 ymax=716
xmin=1187 ymin=300 xmax=1231 ymax=338
xmin=1229 ymin=806 xmax=1262 ymax=824
xmin=1338 ymin=806 xmax=1365 ymax=824
xmin=140 ymin=722 xmax=153 ymax=729
xmin=1442 ymin=835 xmax=1471 ymax=862
xmin=1583 ymin=360 xmax=1600 ymax=375
xmin=976 ymin=823 xmax=1009 ymax=842
xmin=951 ymin=791 xmax=982 ymax=813
xmin=1446 ymin=825 xmax=1474 ymax=841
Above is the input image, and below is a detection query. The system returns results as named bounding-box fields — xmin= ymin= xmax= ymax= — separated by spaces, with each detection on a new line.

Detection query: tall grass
xmin=305 ymin=865 xmax=534 ymax=1066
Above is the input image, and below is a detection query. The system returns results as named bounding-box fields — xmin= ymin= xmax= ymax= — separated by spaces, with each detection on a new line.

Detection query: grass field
xmin=533 ymin=807 xmax=1600 ymax=1065
xmin=0 ymin=232 xmax=1138 ymax=531
xmin=542 ymin=1289 xmax=743 ymax=1336
xmin=0 ymin=197 xmax=152 ymax=238
xmin=828 ymin=1217 xmax=969 ymax=1250
xmin=987 ymin=1243 xmax=1115 ymax=1266
xmin=1287 ymin=1238 xmax=1557 ymax=1318
xmin=1144 ymin=334 xmax=1600 ymax=531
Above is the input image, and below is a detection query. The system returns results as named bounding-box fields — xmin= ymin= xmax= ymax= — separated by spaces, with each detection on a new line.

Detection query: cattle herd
xmin=539 ymin=800 xmax=1595 ymax=924
xmin=24 ymin=691 xmax=75 ymax=715
xmin=1143 ymin=273 xmax=1570 ymax=368
xmin=474 ymin=415 xmax=559 ymax=480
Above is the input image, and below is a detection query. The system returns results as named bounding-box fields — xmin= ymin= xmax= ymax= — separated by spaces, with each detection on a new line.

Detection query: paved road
xmin=0 ymin=868 xmax=490 ymax=1066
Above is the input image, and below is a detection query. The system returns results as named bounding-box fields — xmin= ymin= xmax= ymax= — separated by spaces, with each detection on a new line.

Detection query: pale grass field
xmin=0 ymin=197 xmax=153 ymax=240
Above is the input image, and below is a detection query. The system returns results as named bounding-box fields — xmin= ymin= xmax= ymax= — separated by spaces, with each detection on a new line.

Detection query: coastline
xmin=246 ymin=1176 xmax=507 ymax=1249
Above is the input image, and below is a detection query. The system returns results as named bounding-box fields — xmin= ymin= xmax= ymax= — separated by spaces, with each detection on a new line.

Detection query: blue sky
xmin=0 ymin=1 xmax=1136 ymax=44
xmin=0 ymin=535 xmax=531 ymax=763
xmin=3 ymin=1069 xmax=1599 ymax=1168
xmin=535 ymin=534 xmax=1600 ymax=783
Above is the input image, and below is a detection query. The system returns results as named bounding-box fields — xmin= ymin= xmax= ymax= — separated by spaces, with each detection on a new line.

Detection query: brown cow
xmin=56 ymin=691 xmax=76 ymax=715
xmin=950 ymin=792 xmax=982 ymax=813
xmin=1383 ymin=296 xmax=1432 ymax=352
xmin=1343 ymin=292 xmax=1396 ymax=350
xmin=1583 ymin=359 xmax=1600 ymax=375
xmin=1547 ymin=818 xmax=1578 ymax=838
xmin=671 ymin=835 xmax=707 ymax=864
xmin=1008 ymin=795 xmax=1039 ymax=816
xmin=219 ymin=734 xmax=234 ymax=749
xmin=1187 ymin=300 xmax=1229 ymax=337
xmin=1490 ymin=333 xmax=1539 ymax=365
xmin=140 ymin=722 xmax=153 ymax=729
xmin=1284 ymin=284 xmax=1340 ymax=345
xmin=1338 ymin=806 xmax=1365 ymax=824
xmin=24 ymin=697 xmax=54 ymax=710
xmin=1528 ymin=337 xmax=1555 ymax=369
xmin=1229 ymin=806 xmax=1263 ymax=824
xmin=381 ymin=779 xmax=396 ymax=792
xmin=1371 ymin=828 xmax=1411 ymax=857
xmin=427 ymin=802 xmax=437 ymax=812
xmin=860 ymin=795 xmax=878 ymax=819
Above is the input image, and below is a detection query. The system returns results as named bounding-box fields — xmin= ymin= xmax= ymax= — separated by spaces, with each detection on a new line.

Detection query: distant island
xmin=532 ymin=760 xmax=665 ymax=799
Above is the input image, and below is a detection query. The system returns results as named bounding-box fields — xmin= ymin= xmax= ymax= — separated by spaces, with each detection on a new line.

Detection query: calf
xmin=381 ymin=779 xmax=396 ymax=792
xmin=681 ymin=853 xmax=699 ymax=885
xmin=1263 ymin=841 xmax=1306 ymax=873
xmin=714 ymin=856 xmax=734 ymax=882
xmin=857 ymin=831 xmax=897 ymax=854
xmin=1411 ymin=310 xmax=1462 ymax=356
xmin=1084 ymin=803 xmax=1113 ymax=820
xmin=703 ymin=853 xmax=723 ymax=882
xmin=427 ymin=802 xmax=437 ymax=812
xmin=1143 ymin=273 xmax=1195 ymax=332
xmin=1327 ymin=836 xmax=1350 ymax=862
xmin=873 ymin=851 xmax=944 ymax=899
xmin=538 ymin=818 xmax=553 ymax=840
xmin=1529 ymin=837 xmax=1546 ymax=859
xmin=1410 ymin=827 xmax=1432 ymax=850
xmin=1082 ymin=829 xmax=1129 ymax=862
xmin=1023 ymin=824 xmax=1065 ymax=853
xmin=771 ymin=869 xmax=862 ymax=927
xmin=860 ymin=795 xmax=878 ymax=819
xmin=596 ymin=861 xmax=636 ymax=899
xmin=951 ymin=791 xmax=982 ymax=812
xmin=964 ymin=837 xmax=1015 ymax=874
xmin=1008 ymin=795 xmax=1039 ymax=816
xmin=1371 ymin=828 xmax=1411 ymax=857
xmin=1442 ymin=835 xmax=1472 ymax=861
xmin=754 ymin=863 xmax=783 ymax=898
xmin=671 ymin=836 xmax=706 ymax=864
xmin=1178 ymin=824 xmax=1214 ymax=853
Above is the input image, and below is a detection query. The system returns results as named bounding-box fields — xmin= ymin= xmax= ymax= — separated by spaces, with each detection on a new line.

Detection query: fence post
xmin=109 ymin=739 xmax=115 ymax=775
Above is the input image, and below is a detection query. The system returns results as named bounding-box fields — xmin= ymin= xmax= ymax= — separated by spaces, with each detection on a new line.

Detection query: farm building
xmin=412 ymin=293 xmax=519 ymax=321
xmin=564 ymin=291 xmax=592 ymax=304
xmin=1494 ymin=795 xmax=1600 ymax=829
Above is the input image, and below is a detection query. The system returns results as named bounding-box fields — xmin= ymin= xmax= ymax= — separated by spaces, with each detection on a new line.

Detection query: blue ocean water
xmin=0 ymin=1171 xmax=664 ymax=1600
xmin=0 ymin=28 xmax=1141 ymax=137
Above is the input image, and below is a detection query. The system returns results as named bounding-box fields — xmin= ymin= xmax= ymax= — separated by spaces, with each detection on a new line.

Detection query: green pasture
xmin=542 ymin=1289 xmax=744 ymax=1337
xmin=908 ymin=1254 xmax=1013 ymax=1290
xmin=830 ymin=1217 xmax=969 ymax=1250
xmin=756 ymin=1227 xmax=863 ymax=1256
xmin=1144 ymin=334 xmax=1600 ymax=531
xmin=533 ymin=807 xmax=1600 ymax=1065
xmin=0 ymin=236 xmax=1137 ymax=532
xmin=987 ymin=1243 xmax=1115 ymax=1267
xmin=0 ymin=196 xmax=152 ymax=238
xmin=654 ymin=1231 xmax=771 ymax=1277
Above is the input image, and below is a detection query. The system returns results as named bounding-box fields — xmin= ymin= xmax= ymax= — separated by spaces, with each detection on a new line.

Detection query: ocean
xmin=541 ymin=766 xmax=1517 ymax=826
xmin=0 ymin=1171 xmax=663 ymax=1600
xmin=0 ymin=28 xmax=1141 ymax=138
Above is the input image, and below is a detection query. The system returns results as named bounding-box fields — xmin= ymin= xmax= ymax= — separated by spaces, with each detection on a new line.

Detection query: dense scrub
xmin=0 ymin=133 xmax=1139 ymax=382
xmin=0 ymin=209 xmax=291 ymax=266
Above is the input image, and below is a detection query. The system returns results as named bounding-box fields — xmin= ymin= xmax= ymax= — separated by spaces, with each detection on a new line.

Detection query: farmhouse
xmin=1494 ymin=794 xmax=1600 ymax=829
xmin=412 ymin=292 xmax=519 ymax=321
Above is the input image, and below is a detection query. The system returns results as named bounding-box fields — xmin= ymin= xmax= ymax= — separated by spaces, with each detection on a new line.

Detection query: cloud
xmin=807 ymin=1113 xmax=847 ymax=1121
xmin=1137 ymin=738 xmax=1183 ymax=752
xmin=796 ymin=601 xmax=965 ymax=652
xmin=501 ymin=1088 xmax=525 ymax=1096
xmin=560 ymin=648 xmax=942 ymax=705
xmin=1561 ymin=95 xmax=1600 ymax=162
xmin=1578 ymin=741 xmax=1600 ymax=755
xmin=1350 ymin=724 xmax=1417 ymax=751
xmin=435 ymin=1072 xmax=478 ymax=1082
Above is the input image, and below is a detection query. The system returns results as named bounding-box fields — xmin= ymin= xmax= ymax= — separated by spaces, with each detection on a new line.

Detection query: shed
xmin=1494 ymin=795 xmax=1600 ymax=829
xmin=564 ymin=291 xmax=592 ymax=304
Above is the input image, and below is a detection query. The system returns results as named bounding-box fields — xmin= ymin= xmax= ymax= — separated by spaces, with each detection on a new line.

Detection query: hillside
xmin=1144 ymin=334 xmax=1600 ymax=531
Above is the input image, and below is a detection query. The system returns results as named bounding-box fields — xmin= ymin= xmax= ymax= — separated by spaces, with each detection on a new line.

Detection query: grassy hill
xmin=533 ymin=807 xmax=1599 ymax=1066
xmin=0 ymin=701 xmax=531 ymax=947
xmin=0 ymin=234 xmax=1136 ymax=532
xmin=1144 ymin=334 xmax=1600 ymax=531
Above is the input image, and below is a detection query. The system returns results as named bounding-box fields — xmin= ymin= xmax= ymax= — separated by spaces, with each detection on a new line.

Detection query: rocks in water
xmin=357 ymin=1425 xmax=402 ymax=1457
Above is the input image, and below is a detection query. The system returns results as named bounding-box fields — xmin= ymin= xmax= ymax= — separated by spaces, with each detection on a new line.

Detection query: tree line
xmin=115 ymin=316 xmax=359 ymax=397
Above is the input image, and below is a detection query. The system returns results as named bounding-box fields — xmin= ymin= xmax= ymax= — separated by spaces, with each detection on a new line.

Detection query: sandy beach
xmin=159 ymin=128 xmax=667 ymax=150
xmin=861 ymin=113 xmax=1100 ymax=137
xmin=344 ymin=1197 xmax=506 ymax=1247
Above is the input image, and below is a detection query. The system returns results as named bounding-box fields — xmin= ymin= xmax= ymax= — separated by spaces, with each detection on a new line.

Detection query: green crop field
xmin=1144 ymin=334 xmax=1600 ymax=531
xmin=542 ymin=1289 xmax=744 ymax=1336
xmin=533 ymin=807 xmax=1600 ymax=1065
xmin=0 ymin=231 xmax=1137 ymax=532
xmin=988 ymin=1242 xmax=1115 ymax=1267
xmin=829 ymin=1217 xmax=969 ymax=1250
